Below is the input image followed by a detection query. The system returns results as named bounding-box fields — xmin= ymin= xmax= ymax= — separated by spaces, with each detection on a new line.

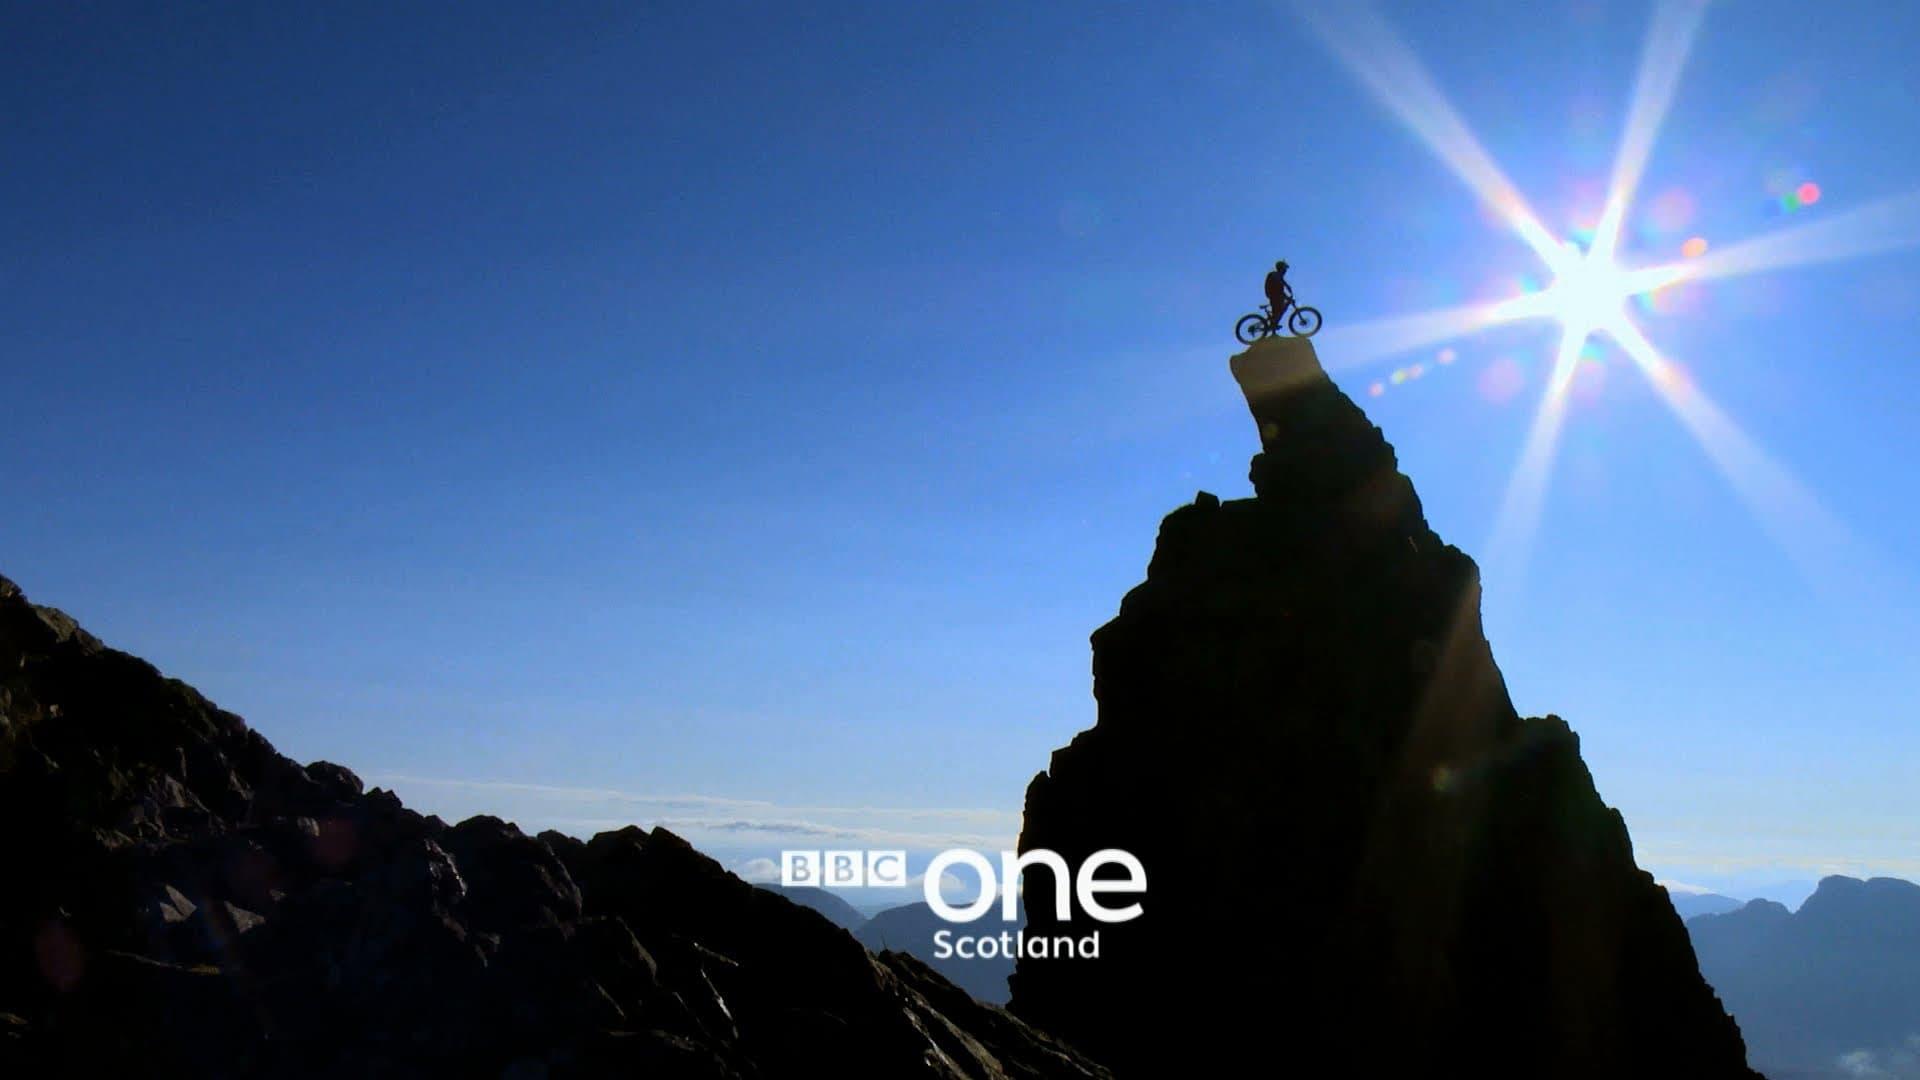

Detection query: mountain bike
xmin=1235 ymin=301 xmax=1322 ymax=343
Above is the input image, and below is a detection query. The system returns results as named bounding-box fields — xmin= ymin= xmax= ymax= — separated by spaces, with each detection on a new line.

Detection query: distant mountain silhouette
xmin=0 ymin=573 xmax=1108 ymax=1077
xmin=1689 ymin=875 xmax=1920 ymax=1078
xmin=748 ymin=886 xmax=1024 ymax=1004
xmin=855 ymin=901 xmax=1022 ymax=1005
xmin=1670 ymin=890 xmax=1748 ymax=920
xmin=1010 ymin=336 xmax=1760 ymax=1078
xmin=760 ymin=883 xmax=867 ymax=932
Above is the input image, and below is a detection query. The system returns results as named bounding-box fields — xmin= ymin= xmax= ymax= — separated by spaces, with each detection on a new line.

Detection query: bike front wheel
xmin=1234 ymin=313 xmax=1270 ymax=344
xmin=1288 ymin=306 xmax=1322 ymax=337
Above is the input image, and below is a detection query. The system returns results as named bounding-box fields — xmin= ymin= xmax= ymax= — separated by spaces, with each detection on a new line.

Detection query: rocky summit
xmin=1009 ymin=336 xmax=1761 ymax=1078
xmin=0 ymin=575 xmax=1107 ymax=1078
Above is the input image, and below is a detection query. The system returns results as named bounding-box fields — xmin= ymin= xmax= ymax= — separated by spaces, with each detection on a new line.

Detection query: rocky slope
xmin=1009 ymin=336 xmax=1760 ymax=1078
xmin=0 ymin=575 xmax=1107 ymax=1078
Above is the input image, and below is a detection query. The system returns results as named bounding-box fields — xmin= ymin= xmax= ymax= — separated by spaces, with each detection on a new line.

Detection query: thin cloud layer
xmin=371 ymin=772 xmax=1021 ymax=852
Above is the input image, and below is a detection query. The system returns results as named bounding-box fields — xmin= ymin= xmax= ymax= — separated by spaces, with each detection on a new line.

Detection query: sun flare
xmin=1298 ymin=0 xmax=1920 ymax=602
xmin=1541 ymin=244 xmax=1635 ymax=339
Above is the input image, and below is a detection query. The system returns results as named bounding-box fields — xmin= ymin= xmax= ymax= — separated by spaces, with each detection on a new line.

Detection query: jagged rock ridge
xmin=0 ymin=574 xmax=1107 ymax=1078
xmin=1009 ymin=336 xmax=1761 ymax=1078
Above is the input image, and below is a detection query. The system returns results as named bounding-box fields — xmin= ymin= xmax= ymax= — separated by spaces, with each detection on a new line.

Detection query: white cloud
xmin=733 ymin=857 xmax=779 ymax=883
xmin=368 ymin=772 xmax=1020 ymax=852
xmin=1837 ymin=1034 xmax=1920 ymax=1079
xmin=371 ymin=772 xmax=1020 ymax=825
xmin=653 ymin=817 xmax=1011 ymax=851
xmin=905 ymin=868 xmax=981 ymax=900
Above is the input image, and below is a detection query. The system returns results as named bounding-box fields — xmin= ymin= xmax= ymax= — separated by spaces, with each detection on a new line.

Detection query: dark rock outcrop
xmin=1009 ymin=336 xmax=1759 ymax=1078
xmin=1690 ymin=876 xmax=1920 ymax=1078
xmin=0 ymin=574 xmax=1108 ymax=1078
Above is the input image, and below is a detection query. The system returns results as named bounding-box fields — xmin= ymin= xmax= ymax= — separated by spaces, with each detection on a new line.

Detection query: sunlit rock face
xmin=1009 ymin=336 xmax=1759 ymax=1078
xmin=0 ymin=574 xmax=1110 ymax=1079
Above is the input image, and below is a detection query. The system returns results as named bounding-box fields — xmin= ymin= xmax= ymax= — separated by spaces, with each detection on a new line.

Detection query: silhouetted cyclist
xmin=1264 ymin=260 xmax=1293 ymax=324
xmin=1235 ymin=261 xmax=1321 ymax=341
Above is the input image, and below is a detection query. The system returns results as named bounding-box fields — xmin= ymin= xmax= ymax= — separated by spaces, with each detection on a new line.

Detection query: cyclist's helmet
xmin=1275 ymin=260 xmax=1289 ymax=272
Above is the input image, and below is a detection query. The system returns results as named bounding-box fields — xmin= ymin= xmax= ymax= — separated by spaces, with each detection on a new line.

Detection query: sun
xmin=1541 ymin=243 xmax=1633 ymax=339
xmin=1297 ymin=0 xmax=1920 ymax=602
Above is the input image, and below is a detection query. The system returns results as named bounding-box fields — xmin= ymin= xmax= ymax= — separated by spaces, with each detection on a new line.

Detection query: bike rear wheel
xmin=1234 ymin=313 xmax=1269 ymax=344
xmin=1288 ymin=306 xmax=1322 ymax=337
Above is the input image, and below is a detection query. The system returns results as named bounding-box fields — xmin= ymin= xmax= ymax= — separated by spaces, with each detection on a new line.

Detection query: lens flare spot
xmin=1369 ymin=381 xmax=1386 ymax=397
xmin=1763 ymin=167 xmax=1804 ymax=196
xmin=1478 ymin=356 xmax=1525 ymax=404
xmin=1681 ymin=235 xmax=1709 ymax=258
xmin=1648 ymin=187 xmax=1695 ymax=233
xmin=1437 ymin=347 xmax=1458 ymax=365
xmin=1763 ymin=169 xmax=1826 ymax=217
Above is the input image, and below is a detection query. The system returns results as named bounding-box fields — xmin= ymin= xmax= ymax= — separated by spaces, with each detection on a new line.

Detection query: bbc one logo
xmin=781 ymin=848 xmax=1144 ymax=960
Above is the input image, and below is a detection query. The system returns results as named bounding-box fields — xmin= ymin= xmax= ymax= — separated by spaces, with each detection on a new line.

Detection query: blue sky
xmin=5 ymin=1 xmax=1918 ymax=902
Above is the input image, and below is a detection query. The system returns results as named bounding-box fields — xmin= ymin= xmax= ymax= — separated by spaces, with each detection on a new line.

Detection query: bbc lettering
xmin=781 ymin=850 xmax=908 ymax=888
